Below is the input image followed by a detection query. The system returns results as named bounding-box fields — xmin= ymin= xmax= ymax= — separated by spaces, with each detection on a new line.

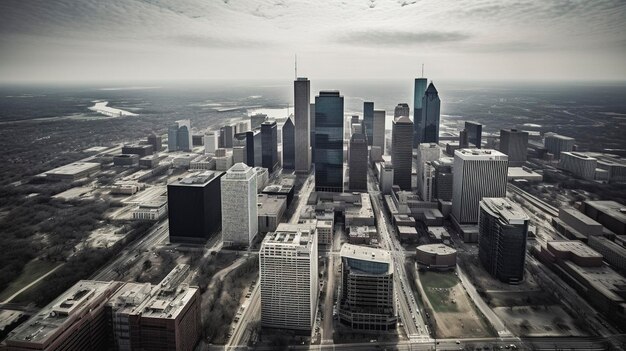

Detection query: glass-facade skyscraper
xmin=420 ymin=82 xmax=440 ymax=144
xmin=261 ymin=120 xmax=278 ymax=172
xmin=363 ymin=101 xmax=374 ymax=146
xmin=315 ymin=91 xmax=344 ymax=193
xmin=282 ymin=117 xmax=295 ymax=170
xmin=413 ymin=78 xmax=428 ymax=147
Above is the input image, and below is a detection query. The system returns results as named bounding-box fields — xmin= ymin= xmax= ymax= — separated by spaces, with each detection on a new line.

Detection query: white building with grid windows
xmin=221 ymin=163 xmax=258 ymax=247
xmin=259 ymin=225 xmax=318 ymax=332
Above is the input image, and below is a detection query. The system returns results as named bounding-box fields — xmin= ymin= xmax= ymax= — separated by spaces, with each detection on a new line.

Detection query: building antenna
xmin=421 ymin=63 xmax=424 ymax=78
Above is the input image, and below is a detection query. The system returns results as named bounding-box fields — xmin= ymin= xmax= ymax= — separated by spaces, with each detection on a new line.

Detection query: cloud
xmin=335 ymin=30 xmax=471 ymax=47
xmin=167 ymin=35 xmax=273 ymax=49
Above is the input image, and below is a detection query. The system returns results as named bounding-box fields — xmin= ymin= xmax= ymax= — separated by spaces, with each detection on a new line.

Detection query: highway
xmin=367 ymin=169 xmax=430 ymax=342
xmin=91 ymin=219 xmax=169 ymax=281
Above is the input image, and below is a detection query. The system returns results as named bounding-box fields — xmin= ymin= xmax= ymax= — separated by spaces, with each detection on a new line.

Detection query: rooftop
xmin=170 ymin=171 xmax=222 ymax=187
xmin=6 ymin=281 xmax=120 ymax=345
xmin=585 ymin=200 xmax=626 ymax=224
xmin=455 ymin=148 xmax=508 ymax=160
xmin=257 ymin=194 xmax=287 ymax=216
xmin=545 ymin=133 xmax=574 ymax=141
xmin=560 ymin=207 xmax=602 ymax=226
xmin=547 ymin=240 xmax=603 ymax=259
xmin=340 ymin=244 xmax=392 ymax=272
xmin=45 ymin=162 xmax=100 ymax=176
xmin=481 ymin=197 xmax=529 ymax=225
xmin=417 ymin=244 xmax=457 ymax=256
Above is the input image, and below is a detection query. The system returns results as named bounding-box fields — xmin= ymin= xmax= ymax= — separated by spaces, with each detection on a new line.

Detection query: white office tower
xmin=421 ymin=162 xmax=435 ymax=202
xmin=452 ymin=149 xmax=508 ymax=224
xmin=260 ymin=225 xmax=318 ymax=332
xmin=416 ymin=143 xmax=441 ymax=199
xmin=204 ymin=131 xmax=218 ymax=154
xmin=221 ymin=163 xmax=258 ymax=247
xmin=372 ymin=110 xmax=386 ymax=153
xmin=294 ymin=77 xmax=311 ymax=173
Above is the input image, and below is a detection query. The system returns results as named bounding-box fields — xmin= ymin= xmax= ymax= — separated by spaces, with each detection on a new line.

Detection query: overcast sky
xmin=1 ymin=0 xmax=625 ymax=82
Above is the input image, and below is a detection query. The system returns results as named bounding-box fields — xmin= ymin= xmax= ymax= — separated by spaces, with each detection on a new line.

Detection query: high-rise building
xmin=147 ymin=133 xmax=162 ymax=153
xmin=459 ymin=129 xmax=469 ymax=148
xmin=220 ymin=125 xmax=235 ymax=148
xmin=315 ymin=91 xmax=344 ymax=192
xmin=363 ymin=102 xmax=374 ymax=146
xmin=4 ymin=280 xmax=122 ymax=351
xmin=372 ymin=110 xmax=386 ymax=154
xmin=168 ymin=171 xmax=224 ymax=244
xmin=391 ymin=116 xmax=414 ymax=190
xmin=204 ymin=131 xmax=218 ymax=154
xmin=394 ymin=103 xmax=410 ymax=118
xmin=544 ymin=133 xmax=575 ymax=159
xmin=479 ymin=198 xmax=529 ymax=284
xmin=558 ymin=152 xmax=598 ymax=180
xmin=416 ymin=143 xmax=441 ymax=198
xmin=168 ymin=119 xmax=192 ymax=152
xmin=282 ymin=117 xmax=295 ymax=170
xmin=419 ymin=82 xmax=441 ymax=144
xmin=452 ymin=149 xmax=509 ymax=224
xmin=499 ymin=129 xmax=528 ymax=167
xmin=413 ymin=78 xmax=428 ymax=147
xmin=294 ymin=78 xmax=311 ymax=172
xmin=465 ymin=121 xmax=482 ymax=149
xmin=261 ymin=120 xmax=278 ymax=172
xmin=221 ymin=163 xmax=258 ymax=247
xmin=349 ymin=132 xmax=368 ymax=191
xmin=338 ymin=244 xmax=396 ymax=331
xmin=310 ymin=103 xmax=316 ymax=162
xmin=432 ymin=157 xmax=453 ymax=201
xmin=250 ymin=113 xmax=268 ymax=130
xmin=260 ymin=225 xmax=318 ymax=332
xmin=421 ymin=162 xmax=435 ymax=202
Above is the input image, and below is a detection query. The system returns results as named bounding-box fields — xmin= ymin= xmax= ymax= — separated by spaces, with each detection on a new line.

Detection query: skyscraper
xmin=432 ymin=157 xmax=453 ymax=201
xmin=372 ymin=110 xmax=386 ymax=154
xmin=465 ymin=121 xmax=482 ymax=149
xmin=204 ymin=131 xmax=218 ymax=154
xmin=349 ymin=132 xmax=368 ymax=191
xmin=413 ymin=78 xmax=428 ymax=147
xmin=421 ymin=162 xmax=435 ymax=202
xmin=416 ymin=143 xmax=441 ymax=199
xmin=394 ymin=103 xmax=410 ymax=118
xmin=221 ymin=163 xmax=258 ymax=247
xmin=220 ymin=125 xmax=235 ymax=148
xmin=478 ymin=198 xmax=529 ymax=284
xmin=391 ymin=116 xmax=414 ymax=190
xmin=260 ymin=224 xmax=318 ymax=332
xmin=294 ymin=78 xmax=311 ymax=172
xmin=452 ymin=149 xmax=509 ymax=224
xmin=544 ymin=133 xmax=575 ymax=159
xmin=147 ymin=133 xmax=162 ymax=153
xmin=420 ymin=82 xmax=441 ymax=144
xmin=282 ymin=117 xmax=295 ymax=170
xmin=261 ymin=120 xmax=278 ymax=172
xmin=310 ymin=103 xmax=316 ymax=162
xmin=338 ymin=244 xmax=396 ymax=331
xmin=168 ymin=119 xmax=192 ymax=152
xmin=250 ymin=113 xmax=268 ymax=130
xmin=459 ymin=129 xmax=469 ymax=148
xmin=168 ymin=171 xmax=224 ymax=243
xmin=363 ymin=102 xmax=374 ymax=146
xmin=499 ymin=129 xmax=528 ymax=167
xmin=315 ymin=91 xmax=344 ymax=193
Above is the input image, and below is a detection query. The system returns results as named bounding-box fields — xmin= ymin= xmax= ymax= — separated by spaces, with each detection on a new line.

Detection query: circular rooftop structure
xmin=416 ymin=244 xmax=457 ymax=269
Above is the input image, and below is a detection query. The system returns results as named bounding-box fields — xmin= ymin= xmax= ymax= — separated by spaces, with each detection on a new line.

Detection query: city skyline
xmin=1 ymin=1 xmax=625 ymax=82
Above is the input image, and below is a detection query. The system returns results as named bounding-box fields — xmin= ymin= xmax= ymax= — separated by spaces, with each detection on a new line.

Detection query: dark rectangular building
xmin=465 ymin=121 xmax=482 ymax=149
xmin=349 ymin=132 xmax=368 ymax=191
xmin=261 ymin=120 xmax=278 ymax=172
xmin=282 ymin=117 xmax=295 ymax=170
xmin=363 ymin=102 xmax=374 ymax=146
xmin=499 ymin=129 xmax=528 ymax=167
xmin=391 ymin=116 xmax=414 ymax=190
xmin=167 ymin=171 xmax=224 ymax=244
xmin=122 ymin=144 xmax=153 ymax=157
xmin=315 ymin=91 xmax=344 ymax=192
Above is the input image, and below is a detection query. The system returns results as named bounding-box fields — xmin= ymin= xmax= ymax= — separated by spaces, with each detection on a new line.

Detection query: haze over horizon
xmin=1 ymin=0 xmax=625 ymax=83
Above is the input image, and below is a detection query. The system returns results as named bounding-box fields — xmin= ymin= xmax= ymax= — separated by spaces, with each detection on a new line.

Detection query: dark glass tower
xmin=315 ymin=91 xmax=344 ymax=192
xmin=465 ymin=121 xmax=482 ymax=149
xmin=499 ymin=129 xmax=528 ymax=167
xmin=168 ymin=171 xmax=224 ymax=244
xmin=363 ymin=101 xmax=374 ymax=146
xmin=282 ymin=117 xmax=295 ymax=170
xmin=391 ymin=116 xmax=414 ymax=190
xmin=348 ymin=132 xmax=368 ymax=191
xmin=420 ymin=82 xmax=440 ymax=144
xmin=261 ymin=120 xmax=278 ymax=172
xmin=478 ymin=198 xmax=529 ymax=284
xmin=413 ymin=78 xmax=428 ymax=147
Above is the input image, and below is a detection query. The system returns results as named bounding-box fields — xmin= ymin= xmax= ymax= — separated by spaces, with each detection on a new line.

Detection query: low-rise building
xmin=113 ymin=154 xmax=140 ymax=166
xmin=398 ymin=226 xmax=418 ymax=243
xmin=122 ymin=144 xmax=153 ymax=157
xmin=347 ymin=226 xmax=377 ymax=245
xmin=257 ymin=194 xmax=287 ymax=233
xmin=316 ymin=219 xmax=334 ymax=245
xmin=428 ymin=226 xmax=451 ymax=244
xmin=582 ymin=200 xmax=626 ymax=236
xmin=587 ymin=236 xmax=626 ymax=272
xmin=44 ymin=162 xmax=101 ymax=181
xmin=132 ymin=197 xmax=168 ymax=221
xmin=416 ymin=244 xmax=457 ymax=270
xmin=553 ymin=207 xmax=604 ymax=241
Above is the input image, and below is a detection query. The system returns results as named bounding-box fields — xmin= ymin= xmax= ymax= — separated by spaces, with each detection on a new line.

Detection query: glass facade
xmin=413 ymin=78 xmax=427 ymax=147
xmin=261 ymin=121 xmax=278 ymax=172
xmin=421 ymin=82 xmax=440 ymax=144
xmin=315 ymin=91 xmax=344 ymax=192
xmin=363 ymin=101 xmax=374 ymax=146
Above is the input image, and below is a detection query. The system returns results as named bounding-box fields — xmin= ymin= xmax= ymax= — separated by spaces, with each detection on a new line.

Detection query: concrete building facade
xmin=221 ymin=163 xmax=258 ymax=247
